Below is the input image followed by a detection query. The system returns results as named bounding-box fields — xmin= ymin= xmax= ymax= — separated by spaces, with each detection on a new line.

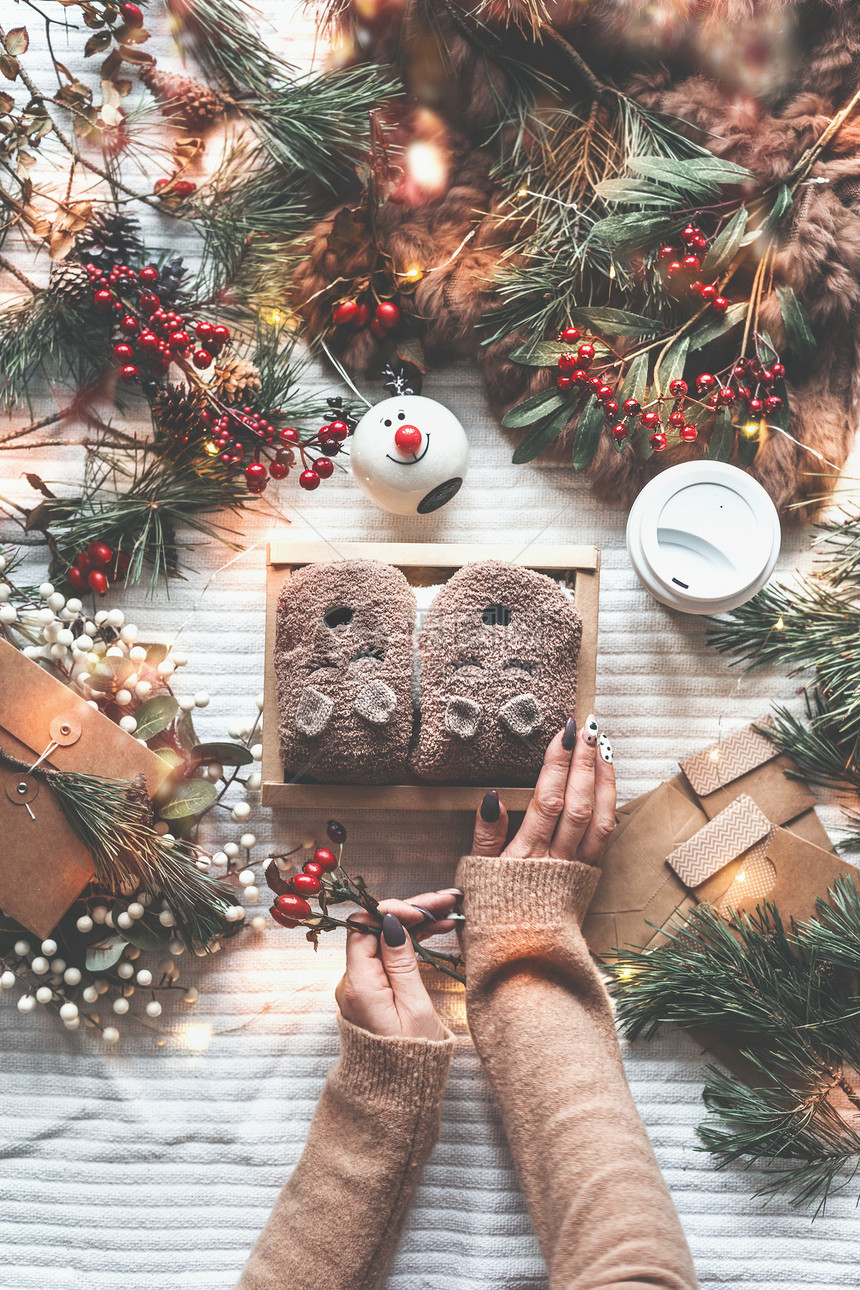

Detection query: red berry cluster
xmin=154 ymin=177 xmax=196 ymax=199
xmin=88 ymin=261 xmax=230 ymax=385
xmin=332 ymin=297 xmax=401 ymax=341
xmin=656 ymin=224 xmax=728 ymax=314
xmin=270 ymin=826 xmax=344 ymax=928
xmin=552 ymin=315 xmax=788 ymax=455
xmin=67 ymin=541 xmax=131 ymax=596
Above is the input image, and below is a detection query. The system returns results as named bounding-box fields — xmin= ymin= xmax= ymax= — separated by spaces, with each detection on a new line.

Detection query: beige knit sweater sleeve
xmin=456 ymin=853 xmax=699 ymax=1290
xmin=235 ymin=1014 xmax=453 ymax=1290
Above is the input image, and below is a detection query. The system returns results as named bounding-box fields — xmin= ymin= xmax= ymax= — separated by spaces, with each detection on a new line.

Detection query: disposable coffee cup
xmin=626 ymin=461 xmax=781 ymax=614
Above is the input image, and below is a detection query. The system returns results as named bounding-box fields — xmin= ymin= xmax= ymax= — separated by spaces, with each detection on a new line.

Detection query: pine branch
xmin=30 ymin=443 xmax=249 ymax=592
xmin=164 ymin=0 xmax=297 ymax=97
xmin=609 ymin=888 xmax=860 ymax=1209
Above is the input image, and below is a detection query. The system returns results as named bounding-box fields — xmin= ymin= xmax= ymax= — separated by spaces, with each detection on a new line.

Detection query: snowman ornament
xmin=349 ymin=371 xmax=469 ymax=515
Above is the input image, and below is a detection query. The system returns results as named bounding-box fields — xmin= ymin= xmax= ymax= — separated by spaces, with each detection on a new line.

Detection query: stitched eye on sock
xmin=503 ymin=659 xmax=534 ymax=675
xmin=482 ymin=604 xmax=511 ymax=627
xmin=306 ymin=659 xmax=337 ymax=673
xmin=351 ymin=645 xmax=385 ymax=663
xmin=453 ymin=657 xmax=484 ymax=670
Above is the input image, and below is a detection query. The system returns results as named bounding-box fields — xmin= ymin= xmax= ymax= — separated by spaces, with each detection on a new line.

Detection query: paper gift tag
xmin=679 ymin=718 xmax=816 ymax=826
xmin=666 ymin=793 xmax=772 ymax=887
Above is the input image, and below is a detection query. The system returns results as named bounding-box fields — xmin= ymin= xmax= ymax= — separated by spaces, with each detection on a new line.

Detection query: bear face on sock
xmin=410 ymin=561 xmax=582 ymax=785
xmin=275 ymin=560 xmax=416 ymax=785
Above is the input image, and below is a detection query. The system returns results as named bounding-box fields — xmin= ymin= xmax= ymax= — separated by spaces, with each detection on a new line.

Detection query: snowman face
xmin=350 ymin=394 xmax=469 ymax=515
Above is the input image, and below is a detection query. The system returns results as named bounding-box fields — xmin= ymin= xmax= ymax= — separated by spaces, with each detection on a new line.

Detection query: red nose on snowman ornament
xmin=350 ymin=387 xmax=469 ymax=515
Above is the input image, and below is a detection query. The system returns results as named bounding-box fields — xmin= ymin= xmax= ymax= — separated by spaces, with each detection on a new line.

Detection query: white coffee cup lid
xmin=626 ymin=461 xmax=781 ymax=614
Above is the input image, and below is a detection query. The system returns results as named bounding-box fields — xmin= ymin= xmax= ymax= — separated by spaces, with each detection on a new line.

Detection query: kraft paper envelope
xmin=582 ymin=779 xmax=704 ymax=957
xmin=0 ymin=640 xmax=172 ymax=938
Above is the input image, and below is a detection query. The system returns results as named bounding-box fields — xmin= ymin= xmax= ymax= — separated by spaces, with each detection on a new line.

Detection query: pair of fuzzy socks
xmin=275 ymin=559 xmax=582 ymax=785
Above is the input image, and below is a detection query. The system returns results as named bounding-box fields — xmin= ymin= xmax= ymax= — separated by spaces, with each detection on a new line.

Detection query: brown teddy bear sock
xmin=275 ymin=560 xmax=416 ymax=784
xmin=410 ymin=561 xmax=582 ymax=785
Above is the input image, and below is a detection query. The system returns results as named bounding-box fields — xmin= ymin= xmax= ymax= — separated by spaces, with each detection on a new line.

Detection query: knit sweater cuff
xmin=333 ymin=1015 xmax=454 ymax=1108
xmin=455 ymin=855 xmax=601 ymax=929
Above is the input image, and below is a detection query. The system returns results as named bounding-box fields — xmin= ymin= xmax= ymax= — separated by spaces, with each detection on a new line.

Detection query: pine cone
xmin=48 ymin=260 xmax=91 ymax=305
xmin=140 ymin=63 xmax=224 ymax=132
xmin=213 ymin=357 xmax=262 ymax=405
xmin=152 ymin=383 xmax=208 ymax=455
xmin=76 ymin=211 xmax=144 ymax=270
xmin=157 ymin=257 xmax=191 ymax=310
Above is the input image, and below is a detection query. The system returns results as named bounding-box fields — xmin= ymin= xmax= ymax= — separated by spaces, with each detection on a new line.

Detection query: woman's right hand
xmin=470 ymin=715 xmax=616 ymax=866
xmin=334 ymin=889 xmax=459 ymax=1041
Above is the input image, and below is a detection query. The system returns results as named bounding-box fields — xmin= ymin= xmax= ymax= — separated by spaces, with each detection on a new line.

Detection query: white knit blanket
xmin=0 ymin=7 xmax=858 ymax=1288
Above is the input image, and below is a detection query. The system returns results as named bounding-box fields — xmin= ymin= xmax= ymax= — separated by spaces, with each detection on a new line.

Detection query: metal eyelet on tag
xmin=5 ymin=772 xmax=38 ymax=819
xmin=50 ymin=716 xmax=82 ymax=747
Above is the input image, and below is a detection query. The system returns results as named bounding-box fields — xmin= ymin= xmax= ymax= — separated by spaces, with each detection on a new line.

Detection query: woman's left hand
xmin=470 ymin=716 xmax=616 ymax=866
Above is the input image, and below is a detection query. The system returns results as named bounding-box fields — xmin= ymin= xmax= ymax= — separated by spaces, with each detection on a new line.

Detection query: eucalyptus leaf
xmin=569 ymin=307 xmax=662 ymax=338
xmin=511 ymin=403 xmax=572 ymax=464
xmin=191 ymin=741 xmax=254 ymax=767
xmin=758 ymin=184 xmax=793 ymax=240
xmin=737 ymin=427 xmax=760 ymax=466
xmin=593 ymin=179 xmax=677 ymax=207
xmin=659 ymin=334 xmax=690 ymax=393
xmin=501 ymin=386 xmax=566 ymax=428
xmin=85 ymin=938 xmax=125 ymax=972
xmin=769 ymin=378 xmax=791 ymax=432
xmin=776 ymin=284 xmax=816 ymax=374
xmin=176 ymin=708 xmax=198 ymax=754
xmin=629 ymin=155 xmax=752 ymax=196
xmin=118 ymin=915 xmax=172 ymax=952
xmin=615 ymin=352 xmax=650 ymax=453
xmin=134 ymin=695 xmax=179 ymax=741
xmin=687 ymin=302 xmax=747 ymax=352
xmin=160 ymin=777 xmax=218 ymax=820
xmin=701 ymin=208 xmax=748 ymax=277
xmin=509 ymin=339 xmax=610 ymax=367
xmin=88 ymin=656 xmax=136 ymax=693
xmin=588 ymin=211 xmax=675 ymax=254
xmin=707 ymin=407 xmax=734 ymax=461
xmin=141 ymin=642 xmax=168 ymax=667
xmin=572 ymin=398 xmax=605 ymax=470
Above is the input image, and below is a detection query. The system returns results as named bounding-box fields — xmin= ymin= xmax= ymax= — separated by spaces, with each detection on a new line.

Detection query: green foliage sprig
xmin=609 ymin=880 xmax=860 ymax=1211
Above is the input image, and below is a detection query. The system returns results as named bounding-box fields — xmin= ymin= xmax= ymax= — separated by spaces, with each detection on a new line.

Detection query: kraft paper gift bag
xmin=0 ymin=640 xmax=172 ymax=938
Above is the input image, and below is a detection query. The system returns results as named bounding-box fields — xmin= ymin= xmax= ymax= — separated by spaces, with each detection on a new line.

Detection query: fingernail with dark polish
xmin=382 ymin=913 xmax=407 ymax=947
xmin=480 ymin=789 xmax=500 ymax=822
xmin=409 ymin=904 xmax=436 ymax=921
xmin=562 ymin=717 xmax=577 ymax=750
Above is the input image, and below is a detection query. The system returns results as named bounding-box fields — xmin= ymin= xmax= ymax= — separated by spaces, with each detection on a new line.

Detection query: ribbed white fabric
xmin=0 ymin=5 xmax=858 ymax=1288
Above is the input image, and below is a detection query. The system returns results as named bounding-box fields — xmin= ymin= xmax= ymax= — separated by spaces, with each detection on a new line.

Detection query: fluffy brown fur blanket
xmin=292 ymin=1 xmax=860 ymax=511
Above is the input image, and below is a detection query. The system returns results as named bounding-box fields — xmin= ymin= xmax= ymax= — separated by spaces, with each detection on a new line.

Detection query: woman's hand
xmin=334 ymin=889 xmax=460 ymax=1041
xmin=471 ymin=715 xmax=616 ymax=865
